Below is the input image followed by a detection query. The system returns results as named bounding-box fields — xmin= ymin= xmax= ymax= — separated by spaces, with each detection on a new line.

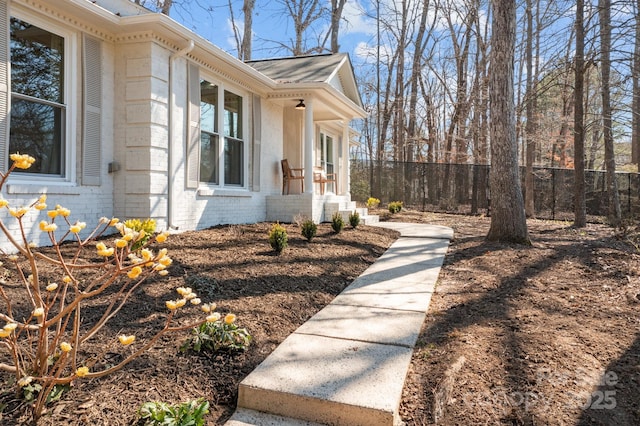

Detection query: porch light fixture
xmin=295 ymin=99 xmax=306 ymax=110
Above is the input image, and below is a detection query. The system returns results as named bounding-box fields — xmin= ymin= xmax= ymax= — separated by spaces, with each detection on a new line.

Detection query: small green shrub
xmin=124 ymin=218 xmax=157 ymax=250
xmin=301 ymin=219 xmax=318 ymax=242
xmin=331 ymin=212 xmax=345 ymax=233
xmin=366 ymin=197 xmax=381 ymax=209
xmin=268 ymin=222 xmax=288 ymax=254
xmin=388 ymin=201 xmax=403 ymax=214
xmin=138 ymin=398 xmax=209 ymax=426
xmin=181 ymin=311 xmax=251 ymax=353
xmin=349 ymin=211 xmax=361 ymax=228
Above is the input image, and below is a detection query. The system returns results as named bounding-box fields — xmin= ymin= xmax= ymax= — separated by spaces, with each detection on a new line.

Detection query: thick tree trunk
xmin=574 ymin=0 xmax=587 ymax=227
xmin=599 ymin=0 xmax=622 ymax=226
xmin=487 ymin=0 xmax=529 ymax=243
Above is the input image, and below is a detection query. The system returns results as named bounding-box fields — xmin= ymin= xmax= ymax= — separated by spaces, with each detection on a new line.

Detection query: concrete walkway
xmin=225 ymin=222 xmax=453 ymax=426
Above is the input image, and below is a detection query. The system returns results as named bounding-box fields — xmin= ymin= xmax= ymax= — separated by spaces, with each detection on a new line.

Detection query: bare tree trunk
xmin=574 ymin=0 xmax=586 ymax=227
xmin=240 ymin=0 xmax=256 ymax=61
xmin=633 ymin=0 xmax=640 ymax=169
xmin=487 ymin=0 xmax=530 ymax=244
xmin=599 ymin=0 xmax=621 ymax=226
xmin=330 ymin=0 xmax=346 ymax=53
xmin=524 ymin=0 xmax=536 ymax=218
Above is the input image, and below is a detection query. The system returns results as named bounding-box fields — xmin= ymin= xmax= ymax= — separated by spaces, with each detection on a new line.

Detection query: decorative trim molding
xmin=21 ymin=0 xmax=115 ymax=41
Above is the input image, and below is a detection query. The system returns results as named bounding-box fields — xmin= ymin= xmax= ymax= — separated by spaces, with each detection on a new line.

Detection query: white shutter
xmin=82 ymin=34 xmax=102 ymax=185
xmin=0 ymin=0 xmax=9 ymax=171
xmin=186 ymin=63 xmax=200 ymax=189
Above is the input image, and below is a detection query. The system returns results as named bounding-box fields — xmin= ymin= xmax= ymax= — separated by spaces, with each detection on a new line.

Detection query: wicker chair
xmin=281 ymin=159 xmax=304 ymax=195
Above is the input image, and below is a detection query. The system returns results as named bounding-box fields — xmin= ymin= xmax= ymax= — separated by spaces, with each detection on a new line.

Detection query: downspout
xmin=167 ymin=39 xmax=195 ymax=230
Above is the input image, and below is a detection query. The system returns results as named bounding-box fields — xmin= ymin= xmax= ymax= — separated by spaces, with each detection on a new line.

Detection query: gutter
xmin=167 ymin=39 xmax=195 ymax=230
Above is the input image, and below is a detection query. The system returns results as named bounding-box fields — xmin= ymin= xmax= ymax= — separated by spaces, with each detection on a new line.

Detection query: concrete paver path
xmin=226 ymin=222 xmax=453 ymax=426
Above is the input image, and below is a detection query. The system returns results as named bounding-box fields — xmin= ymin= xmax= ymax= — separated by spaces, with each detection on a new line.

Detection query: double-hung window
xmin=197 ymin=79 xmax=245 ymax=187
xmin=9 ymin=16 xmax=67 ymax=176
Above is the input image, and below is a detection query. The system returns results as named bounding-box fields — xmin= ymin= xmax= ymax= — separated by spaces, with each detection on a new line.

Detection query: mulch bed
xmin=2 ymin=211 xmax=639 ymax=425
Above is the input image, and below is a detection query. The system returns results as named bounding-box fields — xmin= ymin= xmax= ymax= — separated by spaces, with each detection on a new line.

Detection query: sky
xmin=168 ymin=0 xmax=379 ymax=62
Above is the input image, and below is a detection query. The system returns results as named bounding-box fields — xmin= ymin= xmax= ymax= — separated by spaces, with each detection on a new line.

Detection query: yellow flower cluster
xmin=46 ymin=283 xmax=58 ymax=292
xmin=118 ymin=334 xmax=136 ymax=345
xmin=47 ymin=204 xmax=70 ymax=219
xmin=60 ymin=342 xmax=72 ymax=352
xmin=10 ymin=153 xmax=36 ymax=169
xmin=69 ymin=221 xmax=87 ymax=234
xmin=95 ymin=242 xmax=114 ymax=257
xmin=75 ymin=366 xmax=89 ymax=377
xmin=0 ymin=322 xmax=18 ymax=338
xmin=39 ymin=221 xmax=57 ymax=232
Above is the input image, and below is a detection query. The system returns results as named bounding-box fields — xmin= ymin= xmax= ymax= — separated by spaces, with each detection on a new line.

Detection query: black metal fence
xmin=350 ymin=160 xmax=640 ymax=221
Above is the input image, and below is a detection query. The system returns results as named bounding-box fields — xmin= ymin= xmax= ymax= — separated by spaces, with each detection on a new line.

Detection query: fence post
xmin=552 ymin=168 xmax=556 ymax=220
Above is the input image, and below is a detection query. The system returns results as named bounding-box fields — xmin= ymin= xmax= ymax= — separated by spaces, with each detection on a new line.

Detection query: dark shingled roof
xmin=246 ymin=53 xmax=348 ymax=84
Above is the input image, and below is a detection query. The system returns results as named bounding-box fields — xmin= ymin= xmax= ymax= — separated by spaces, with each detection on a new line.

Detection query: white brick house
xmin=0 ymin=0 xmax=365 ymax=250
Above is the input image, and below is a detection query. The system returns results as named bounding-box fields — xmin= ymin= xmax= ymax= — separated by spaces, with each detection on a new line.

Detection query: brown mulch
xmin=1 ymin=211 xmax=640 ymax=425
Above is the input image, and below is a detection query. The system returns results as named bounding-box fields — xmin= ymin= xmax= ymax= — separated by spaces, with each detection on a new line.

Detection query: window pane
xmin=10 ymin=98 xmax=63 ymax=175
xmin=224 ymin=91 xmax=242 ymax=139
xmin=200 ymin=133 xmax=219 ymax=184
xmin=225 ymin=138 xmax=243 ymax=186
xmin=10 ymin=18 xmax=64 ymax=103
xmin=200 ymin=81 xmax=217 ymax=134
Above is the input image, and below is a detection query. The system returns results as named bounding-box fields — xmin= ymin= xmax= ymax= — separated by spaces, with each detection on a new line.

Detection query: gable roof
xmin=246 ymin=53 xmax=363 ymax=109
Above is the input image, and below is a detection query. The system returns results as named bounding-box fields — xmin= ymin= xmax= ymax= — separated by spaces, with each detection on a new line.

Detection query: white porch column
xmin=304 ymin=99 xmax=314 ymax=194
xmin=342 ymin=123 xmax=350 ymax=196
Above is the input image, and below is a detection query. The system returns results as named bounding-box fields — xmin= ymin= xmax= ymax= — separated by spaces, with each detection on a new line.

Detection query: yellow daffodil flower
xmin=190 ymin=298 xmax=201 ymax=305
xmin=118 ymin=335 xmax=136 ymax=345
xmin=109 ymin=218 xmax=119 ymax=226
xmin=47 ymin=210 xmax=58 ymax=218
xmin=175 ymin=298 xmax=186 ymax=308
xmin=75 ymin=366 xmax=89 ymax=377
xmin=165 ymin=300 xmax=178 ymax=310
xmin=34 ymin=202 xmax=47 ymax=211
xmin=62 ymin=275 xmax=72 ymax=284
xmin=0 ymin=329 xmax=11 ymax=338
xmin=0 ymin=198 xmax=8 ymax=208
xmin=32 ymin=307 xmax=45 ymax=317
xmin=46 ymin=283 xmax=58 ymax=292
xmin=60 ymin=342 xmax=72 ymax=352
xmin=159 ymin=256 xmax=172 ymax=267
xmin=224 ymin=313 xmax=237 ymax=324
xmin=115 ymin=239 xmax=128 ymax=248
xmin=38 ymin=194 xmax=47 ymax=203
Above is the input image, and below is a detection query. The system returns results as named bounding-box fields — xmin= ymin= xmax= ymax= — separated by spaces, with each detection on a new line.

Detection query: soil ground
xmin=1 ymin=211 xmax=639 ymax=425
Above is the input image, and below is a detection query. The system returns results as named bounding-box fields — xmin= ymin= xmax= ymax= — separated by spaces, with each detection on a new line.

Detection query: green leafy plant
xmin=366 ymin=197 xmax=381 ymax=209
xmin=269 ymin=222 xmax=288 ymax=254
xmin=138 ymin=398 xmax=210 ymax=426
xmin=388 ymin=201 xmax=403 ymax=214
xmin=301 ymin=219 xmax=318 ymax=242
xmin=181 ymin=310 xmax=251 ymax=353
xmin=349 ymin=211 xmax=361 ymax=228
xmin=124 ymin=218 xmax=156 ymax=250
xmin=0 ymin=154 xmax=213 ymax=422
xmin=331 ymin=212 xmax=345 ymax=233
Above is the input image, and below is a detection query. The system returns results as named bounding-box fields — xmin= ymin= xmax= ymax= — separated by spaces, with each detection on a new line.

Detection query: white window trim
xmin=8 ymin=9 xmax=77 ymax=185
xmin=199 ymin=74 xmax=249 ymax=190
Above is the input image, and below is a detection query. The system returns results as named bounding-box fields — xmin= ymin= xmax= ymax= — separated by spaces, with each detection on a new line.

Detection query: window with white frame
xmin=198 ymin=79 xmax=245 ymax=187
xmin=9 ymin=16 xmax=68 ymax=176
